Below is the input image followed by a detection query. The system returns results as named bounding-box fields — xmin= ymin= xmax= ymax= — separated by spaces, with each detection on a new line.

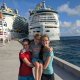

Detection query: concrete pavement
xmin=0 ymin=40 xmax=22 ymax=80
xmin=0 ymin=40 xmax=79 ymax=80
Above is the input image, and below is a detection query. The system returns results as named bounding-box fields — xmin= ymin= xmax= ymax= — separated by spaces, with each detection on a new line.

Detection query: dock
xmin=0 ymin=40 xmax=80 ymax=80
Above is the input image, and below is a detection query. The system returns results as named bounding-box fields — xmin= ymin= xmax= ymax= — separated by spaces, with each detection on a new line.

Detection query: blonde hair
xmin=41 ymin=34 xmax=49 ymax=40
xmin=34 ymin=33 xmax=41 ymax=38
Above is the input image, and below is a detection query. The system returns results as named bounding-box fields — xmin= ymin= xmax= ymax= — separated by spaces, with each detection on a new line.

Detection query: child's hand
xmin=46 ymin=47 xmax=53 ymax=52
xmin=20 ymin=49 xmax=26 ymax=54
xmin=49 ymin=47 xmax=53 ymax=52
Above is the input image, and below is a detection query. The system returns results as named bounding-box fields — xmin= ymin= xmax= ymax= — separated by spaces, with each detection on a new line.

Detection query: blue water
xmin=51 ymin=36 xmax=80 ymax=67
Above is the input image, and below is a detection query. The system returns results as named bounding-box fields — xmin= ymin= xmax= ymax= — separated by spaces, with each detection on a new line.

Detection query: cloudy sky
xmin=0 ymin=0 xmax=80 ymax=36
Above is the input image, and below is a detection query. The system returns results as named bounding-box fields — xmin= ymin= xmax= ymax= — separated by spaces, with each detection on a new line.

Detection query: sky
xmin=0 ymin=0 xmax=80 ymax=37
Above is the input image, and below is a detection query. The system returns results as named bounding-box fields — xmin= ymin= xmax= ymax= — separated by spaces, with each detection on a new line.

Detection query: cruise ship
xmin=0 ymin=3 xmax=18 ymax=40
xmin=28 ymin=1 xmax=60 ymax=40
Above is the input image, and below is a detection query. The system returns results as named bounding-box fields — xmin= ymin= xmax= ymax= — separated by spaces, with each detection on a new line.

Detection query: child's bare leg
xmin=34 ymin=62 xmax=39 ymax=80
xmin=38 ymin=63 xmax=43 ymax=80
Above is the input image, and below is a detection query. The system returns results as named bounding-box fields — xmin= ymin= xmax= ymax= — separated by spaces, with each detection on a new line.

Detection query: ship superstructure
xmin=0 ymin=3 xmax=18 ymax=40
xmin=28 ymin=1 xmax=60 ymax=40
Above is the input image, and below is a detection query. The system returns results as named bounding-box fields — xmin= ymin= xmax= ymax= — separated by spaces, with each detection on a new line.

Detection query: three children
xmin=18 ymin=33 xmax=54 ymax=80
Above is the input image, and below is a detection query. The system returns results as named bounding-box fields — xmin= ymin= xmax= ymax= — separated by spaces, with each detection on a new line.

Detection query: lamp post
xmin=2 ymin=20 xmax=5 ymax=45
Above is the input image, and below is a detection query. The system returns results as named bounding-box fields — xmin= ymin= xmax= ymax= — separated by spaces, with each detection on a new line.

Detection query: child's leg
xmin=38 ymin=63 xmax=43 ymax=80
xmin=33 ymin=61 xmax=39 ymax=80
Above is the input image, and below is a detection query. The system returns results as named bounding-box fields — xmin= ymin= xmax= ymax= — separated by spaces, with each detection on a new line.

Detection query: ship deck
xmin=0 ymin=40 xmax=79 ymax=80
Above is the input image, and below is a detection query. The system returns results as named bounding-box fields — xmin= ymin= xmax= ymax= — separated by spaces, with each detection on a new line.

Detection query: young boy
xmin=30 ymin=33 xmax=43 ymax=80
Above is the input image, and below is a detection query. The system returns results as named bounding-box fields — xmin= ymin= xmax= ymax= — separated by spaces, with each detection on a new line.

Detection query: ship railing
xmin=54 ymin=56 xmax=80 ymax=78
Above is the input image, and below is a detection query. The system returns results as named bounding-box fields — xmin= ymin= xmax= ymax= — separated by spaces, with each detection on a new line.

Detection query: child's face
xmin=22 ymin=41 xmax=29 ymax=49
xmin=42 ymin=37 xmax=49 ymax=46
xmin=34 ymin=37 xmax=40 ymax=44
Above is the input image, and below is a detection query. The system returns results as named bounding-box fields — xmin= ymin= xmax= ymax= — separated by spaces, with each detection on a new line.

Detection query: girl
xmin=18 ymin=39 xmax=34 ymax=80
xmin=30 ymin=33 xmax=43 ymax=80
xmin=40 ymin=34 xmax=54 ymax=80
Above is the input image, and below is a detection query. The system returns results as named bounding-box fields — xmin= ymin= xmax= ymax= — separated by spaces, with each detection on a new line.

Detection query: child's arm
xmin=19 ymin=50 xmax=34 ymax=68
xmin=48 ymin=47 xmax=53 ymax=52
xmin=43 ymin=47 xmax=53 ymax=69
xmin=45 ymin=46 xmax=53 ymax=52
xmin=43 ymin=56 xmax=51 ymax=69
xmin=22 ymin=58 xmax=34 ymax=67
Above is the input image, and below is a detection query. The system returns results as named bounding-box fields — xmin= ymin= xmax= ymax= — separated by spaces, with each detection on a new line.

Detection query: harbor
xmin=0 ymin=40 xmax=80 ymax=80
xmin=0 ymin=0 xmax=80 ymax=80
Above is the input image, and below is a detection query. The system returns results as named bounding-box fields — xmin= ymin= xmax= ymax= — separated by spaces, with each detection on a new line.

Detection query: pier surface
xmin=0 ymin=40 xmax=79 ymax=80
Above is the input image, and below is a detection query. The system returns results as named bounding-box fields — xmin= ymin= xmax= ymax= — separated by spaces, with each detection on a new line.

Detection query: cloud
xmin=57 ymin=3 xmax=80 ymax=16
xmin=60 ymin=21 xmax=72 ymax=27
xmin=76 ymin=20 xmax=80 ymax=26
xmin=60 ymin=20 xmax=80 ymax=36
xmin=76 ymin=29 xmax=80 ymax=34
xmin=60 ymin=20 xmax=80 ymax=27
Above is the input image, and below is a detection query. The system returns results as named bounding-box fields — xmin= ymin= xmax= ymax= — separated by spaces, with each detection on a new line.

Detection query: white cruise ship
xmin=28 ymin=1 xmax=60 ymax=41
xmin=0 ymin=3 xmax=18 ymax=40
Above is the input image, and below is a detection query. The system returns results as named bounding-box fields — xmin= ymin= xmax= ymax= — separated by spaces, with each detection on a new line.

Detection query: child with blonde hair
xmin=30 ymin=33 xmax=43 ymax=80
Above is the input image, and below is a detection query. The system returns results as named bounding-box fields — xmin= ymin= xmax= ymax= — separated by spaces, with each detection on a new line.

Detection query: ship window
xmin=4 ymin=24 xmax=7 ymax=27
xmin=39 ymin=21 xmax=56 ymax=22
xmin=0 ymin=21 xmax=2 ymax=25
xmin=45 ymin=26 xmax=57 ymax=28
xmin=36 ymin=27 xmax=40 ymax=28
xmin=46 ymin=30 xmax=50 ymax=32
xmin=53 ymin=27 xmax=57 ymax=28
xmin=37 ymin=31 xmax=40 ymax=32
xmin=30 ymin=27 xmax=40 ymax=29
xmin=33 ymin=31 xmax=35 ymax=32
xmin=30 ymin=28 xmax=33 ymax=29
xmin=39 ymin=13 xmax=53 ymax=15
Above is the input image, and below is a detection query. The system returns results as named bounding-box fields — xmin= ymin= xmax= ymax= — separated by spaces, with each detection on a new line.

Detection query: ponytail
xmin=39 ymin=45 xmax=44 ymax=60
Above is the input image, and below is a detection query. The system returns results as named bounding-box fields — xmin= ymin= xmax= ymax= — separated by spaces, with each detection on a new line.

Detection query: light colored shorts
xmin=18 ymin=75 xmax=34 ymax=80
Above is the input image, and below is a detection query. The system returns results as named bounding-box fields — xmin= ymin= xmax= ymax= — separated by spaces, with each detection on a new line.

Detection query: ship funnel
xmin=42 ymin=1 xmax=46 ymax=9
xmin=1 ymin=3 xmax=7 ymax=10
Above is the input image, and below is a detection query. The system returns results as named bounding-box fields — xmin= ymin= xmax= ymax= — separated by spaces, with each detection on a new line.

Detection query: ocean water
xmin=50 ymin=36 xmax=80 ymax=67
